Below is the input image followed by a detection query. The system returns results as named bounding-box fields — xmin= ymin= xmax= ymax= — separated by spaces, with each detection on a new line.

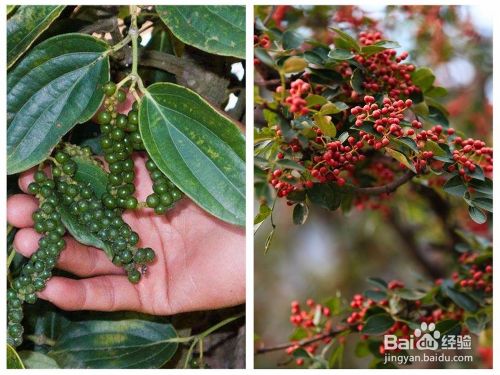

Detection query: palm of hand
xmin=7 ymin=153 xmax=245 ymax=314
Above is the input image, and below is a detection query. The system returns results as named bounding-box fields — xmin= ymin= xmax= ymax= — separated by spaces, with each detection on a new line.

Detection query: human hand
xmin=7 ymin=153 xmax=245 ymax=315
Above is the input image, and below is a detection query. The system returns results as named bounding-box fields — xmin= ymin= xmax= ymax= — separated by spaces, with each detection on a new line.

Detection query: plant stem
xmin=129 ymin=5 xmax=147 ymax=96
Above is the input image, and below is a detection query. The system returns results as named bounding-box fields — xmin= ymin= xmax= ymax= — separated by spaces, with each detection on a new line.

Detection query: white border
xmin=1 ymin=1 xmax=499 ymax=373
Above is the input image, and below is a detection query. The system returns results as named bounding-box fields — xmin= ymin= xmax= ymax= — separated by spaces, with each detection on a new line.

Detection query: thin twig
xmin=354 ymin=170 xmax=415 ymax=195
xmin=263 ymin=6 xmax=276 ymax=26
xmin=255 ymin=328 xmax=347 ymax=355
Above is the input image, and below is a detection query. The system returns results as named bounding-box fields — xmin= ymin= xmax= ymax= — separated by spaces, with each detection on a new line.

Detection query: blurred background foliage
xmin=254 ymin=5 xmax=492 ymax=369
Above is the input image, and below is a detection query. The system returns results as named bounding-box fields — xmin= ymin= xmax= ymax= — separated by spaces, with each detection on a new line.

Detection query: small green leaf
xmin=394 ymin=288 xmax=427 ymax=301
xmin=7 ymin=33 xmax=110 ymax=174
xmin=264 ymin=228 xmax=275 ymax=253
xmin=19 ymin=351 xmax=60 ymax=369
xmin=48 ymin=319 xmax=178 ymax=368
xmin=276 ymin=159 xmax=306 ymax=171
xmin=282 ymin=56 xmax=308 ymax=73
xmin=293 ymin=203 xmax=309 ymax=225
xmin=468 ymin=206 xmax=487 ymax=224
xmin=313 ymin=114 xmax=336 ymax=137
xmin=305 ymin=95 xmax=328 ymax=107
xmin=367 ymin=277 xmax=388 ymax=290
xmin=254 ymin=47 xmax=275 ymax=67
xmin=307 ymin=183 xmax=341 ymax=211
xmin=442 ymin=283 xmax=479 ymax=312
xmin=156 ymin=6 xmax=245 ymax=59
xmin=254 ymin=204 xmax=271 ymax=225
xmin=362 ymin=313 xmax=394 ymax=335
xmin=443 ymin=175 xmax=467 ymax=197
xmin=328 ymin=48 xmax=355 ymax=60
xmin=411 ymin=67 xmax=435 ymax=91
xmin=320 ymin=101 xmax=348 ymax=115
xmin=139 ymin=83 xmax=245 ymax=226
xmin=7 ymin=5 xmax=65 ymax=68
xmin=282 ymin=29 xmax=304 ymax=50
xmin=350 ymin=68 xmax=364 ymax=93
xmin=7 ymin=344 xmax=24 ymax=369
xmin=469 ymin=178 xmax=492 ymax=195
xmin=425 ymin=86 xmax=448 ymax=98
xmin=385 ymin=148 xmax=416 ymax=173
xmin=465 ymin=314 xmax=489 ymax=335
xmin=364 ymin=290 xmax=387 ymax=302
xmin=330 ymin=28 xmax=360 ymax=52
xmin=471 ymin=197 xmax=492 ymax=212
xmin=423 ymin=139 xmax=447 ymax=157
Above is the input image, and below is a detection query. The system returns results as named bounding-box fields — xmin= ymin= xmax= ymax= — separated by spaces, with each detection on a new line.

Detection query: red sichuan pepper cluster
xmin=261 ymin=28 xmax=493 ymax=203
xmin=286 ymin=258 xmax=492 ymax=364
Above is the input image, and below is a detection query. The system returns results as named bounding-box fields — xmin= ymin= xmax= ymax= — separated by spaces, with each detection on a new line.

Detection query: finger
xmin=18 ymin=167 xmax=38 ymax=193
xmin=39 ymin=275 xmax=142 ymax=312
xmin=7 ymin=194 xmax=39 ymax=228
xmin=14 ymin=228 xmax=124 ymax=277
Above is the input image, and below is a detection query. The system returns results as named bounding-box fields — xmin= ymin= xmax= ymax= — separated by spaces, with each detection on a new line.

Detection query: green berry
xmin=124 ymin=197 xmax=138 ymax=209
xmin=97 ymin=111 xmax=112 ymax=125
xmin=146 ymin=194 xmax=160 ymax=208
xmin=55 ymin=151 xmax=70 ymax=164
xmin=154 ymin=205 xmax=166 ymax=215
xmin=34 ymin=170 xmax=47 ymax=183
xmin=103 ymin=82 xmax=117 ymax=97
xmin=116 ymin=90 xmax=126 ymax=102
xmin=127 ymin=269 xmax=141 ymax=283
xmin=27 ymin=182 xmax=39 ymax=194
xmin=128 ymin=110 xmax=138 ymax=125
xmin=116 ymin=114 xmax=128 ymax=129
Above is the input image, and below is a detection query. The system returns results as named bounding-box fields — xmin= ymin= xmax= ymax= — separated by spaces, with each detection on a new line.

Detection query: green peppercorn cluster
xmin=97 ymin=82 xmax=142 ymax=210
xmin=8 ymin=170 xmax=67 ymax=347
xmin=8 ymin=150 xmax=156 ymax=347
xmin=52 ymin=151 xmax=155 ymax=281
xmin=145 ymin=157 xmax=183 ymax=214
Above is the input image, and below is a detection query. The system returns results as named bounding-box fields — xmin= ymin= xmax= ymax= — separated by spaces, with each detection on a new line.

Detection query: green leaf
xmin=441 ymin=283 xmax=479 ymax=312
xmin=330 ymin=27 xmax=360 ymax=52
xmin=364 ymin=290 xmax=387 ymax=302
xmin=319 ymin=101 xmax=348 ymax=115
xmin=156 ymin=6 xmax=245 ymax=59
xmin=328 ymin=48 xmax=355 ymax=60
xmin=19 ymin=351 xmax=60 ymax=369
xmin=282 ymin=56 xmax=308 ymax=73
xmin=367 ymin=277 xmax=388 ymax=290
xmin=469 ymin=178 xmax=492 ymax=195
xmin=58 ymin=157 xmax=113 ymax=259
xmin=48 ymin=319 xmax=178 ymax=369
xmin=465 ymin=314 xmax=489 ymax=335
xmin=305 ymin=95 xmax=328 ymax=107
xmin=394 ymin=288 xmax=427 ymax=301
xmin=293 ymin=203 xmax=309 ymax=225
xmin=313 ymin=114 xmax=336 ymax=137
xmin=275 ymin=159 xmax=306 ymax=171
xmin=139 ymin=82 xmax=245 ymax=226
xmin=423 ymin=139 xmax=447 ymax=157
xmin=254 ymin=47 xmax=275 ymax=68
xmin=468 ymin=206 xmax=487 ymax=224
xmin=471 ymin=197 xmax=492 ymax=212
xmin=411 ymin=67 xmax=435 ymax=91
xmin=385 ymin=148 xmax=416 ymax=173
xmin=307 ymin=183 xmax=341 ymax=211
xmin=7 ymin=344 xmax=24 ymax=369
xmin=264 ymin=228 xmax=275 ymax=253
xmin=362 ymin=313 xmax=394 ymax=335
xmin=7 ymin=33 xmax=109 ymax=174
xmin=435 ymin=319 xmax=461 ymax=336
xmin=254 ymin=204 xmax=271 ymax=225
xmin=390 ymin=136 xmax=418 ymax=153
xmin=443 ymin=175 xmax=467 ymax=197
xmin=282 ymin=29 xmax=304 ymax=50
xmin=425 ymin=86 xmax=448 ymax=98
xmin=350 ymin=68 xmax=364 ymax=93
xmin=7 ymin=5 xmax=65 ymax=68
